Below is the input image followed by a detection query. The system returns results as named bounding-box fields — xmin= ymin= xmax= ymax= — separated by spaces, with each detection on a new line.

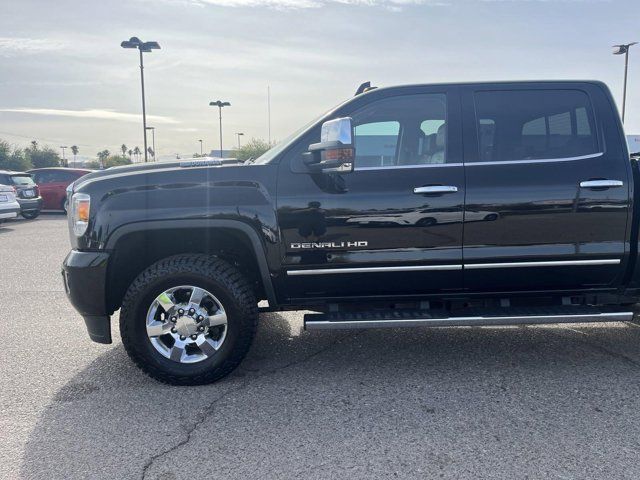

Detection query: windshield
xmin=252 ymin=100 xmax=348 ymax=165
xmin=10 ymin=175 xmax=35 ymax=186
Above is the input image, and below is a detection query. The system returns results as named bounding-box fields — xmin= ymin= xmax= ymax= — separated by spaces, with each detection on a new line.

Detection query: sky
xmin=0 ymin=0 xmax=639 ymax=160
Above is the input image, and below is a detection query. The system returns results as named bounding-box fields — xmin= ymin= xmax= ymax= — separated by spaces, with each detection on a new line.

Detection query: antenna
xmin=355 ymin=81 xmax=371 ymax=96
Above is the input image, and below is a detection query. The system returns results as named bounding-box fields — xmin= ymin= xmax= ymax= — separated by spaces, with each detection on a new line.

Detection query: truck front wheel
xmin=119 ymin=254 xmax=258 ymax=385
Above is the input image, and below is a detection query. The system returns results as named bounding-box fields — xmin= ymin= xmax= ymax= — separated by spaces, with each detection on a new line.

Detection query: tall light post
xmin=121 ymin=36 xmax=161 ymax=162
xmin=613 ymin=42 xmax=637 ymax=123
xmin=235 ymin=132 xmax=244 ymax=149
xmin=146 ymin=126 xmax=156 ymax=161
xmin=198 ymin=139 xmax=203 ymax=156
xmin=209 ymin=100 xmax=230 ymax=158
xmin=59 ymin=145 xmax=67 ymax=166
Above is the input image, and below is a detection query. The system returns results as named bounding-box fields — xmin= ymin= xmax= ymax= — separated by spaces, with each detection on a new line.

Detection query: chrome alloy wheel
xmin=146 ymin=285 xmax=228 ymax=364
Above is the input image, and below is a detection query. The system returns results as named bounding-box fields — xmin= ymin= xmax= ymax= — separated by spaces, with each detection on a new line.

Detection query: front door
xmin=461 ymin=83 xmax=631 ymax=292
xmin=277 ymin=89 xmax=465 ymax=301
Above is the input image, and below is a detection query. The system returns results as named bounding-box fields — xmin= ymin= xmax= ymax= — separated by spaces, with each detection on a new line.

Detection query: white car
xmin=0 ymin=184 xmax=20 ymax=223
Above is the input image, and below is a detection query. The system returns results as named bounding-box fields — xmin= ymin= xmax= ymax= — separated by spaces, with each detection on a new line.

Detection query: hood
xmin=72 ymin=158 xmax=244 ymax=190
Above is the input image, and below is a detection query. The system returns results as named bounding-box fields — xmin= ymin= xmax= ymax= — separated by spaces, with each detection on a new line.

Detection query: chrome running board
xmin=304 ymin=309 xmax=633 ymax=331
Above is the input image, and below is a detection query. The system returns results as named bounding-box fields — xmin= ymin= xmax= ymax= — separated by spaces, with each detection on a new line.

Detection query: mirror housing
xmin=306 ymin=117 xmax=355 ymax=173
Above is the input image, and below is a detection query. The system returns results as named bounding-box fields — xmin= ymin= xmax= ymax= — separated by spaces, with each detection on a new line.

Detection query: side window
xmin=354 ymin=121 xmax=400 ymax=167
xmin=474 ymin=89 xmax=599 ymax=162
xmin=352 ymin=94 xmax=448 ymax=169
xmin=34 ymin=171 xmax=54 ymax=184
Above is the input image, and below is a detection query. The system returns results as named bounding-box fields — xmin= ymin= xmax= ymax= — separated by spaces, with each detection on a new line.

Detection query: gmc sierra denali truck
xmin=63 ymin=80 xmax=640 ymax=385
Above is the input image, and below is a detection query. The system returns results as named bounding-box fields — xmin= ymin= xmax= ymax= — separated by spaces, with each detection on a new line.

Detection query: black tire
xmin=21 ymin=210 xmax=39 ymax=220
xmin=120 ymin=254 xmax=258 ymax=385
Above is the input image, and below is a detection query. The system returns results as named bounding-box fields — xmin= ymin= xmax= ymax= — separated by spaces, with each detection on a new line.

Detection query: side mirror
xmin=306 ymin=117 xmax=355 ymax=173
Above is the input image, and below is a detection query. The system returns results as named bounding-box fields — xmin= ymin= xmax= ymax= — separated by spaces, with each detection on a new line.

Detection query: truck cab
xmin=63 ymin=80 xmax=638 ymax=385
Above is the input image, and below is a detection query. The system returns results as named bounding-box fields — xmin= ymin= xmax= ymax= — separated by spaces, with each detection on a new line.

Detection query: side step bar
xmin=304 ymin=308 xmax=634 ymax=330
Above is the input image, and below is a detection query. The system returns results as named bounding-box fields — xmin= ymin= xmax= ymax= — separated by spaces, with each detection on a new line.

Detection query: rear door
xmin=461 ymin=83 xmax=631 ymax=292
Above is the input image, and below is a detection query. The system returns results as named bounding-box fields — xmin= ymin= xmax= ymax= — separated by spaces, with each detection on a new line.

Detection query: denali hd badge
xmin=290 ymin=241 xmax=368 ymax=249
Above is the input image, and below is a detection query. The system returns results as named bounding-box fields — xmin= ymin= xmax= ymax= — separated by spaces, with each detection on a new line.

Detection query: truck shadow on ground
xmin=20 ymin=315 xmax=640 ymax=480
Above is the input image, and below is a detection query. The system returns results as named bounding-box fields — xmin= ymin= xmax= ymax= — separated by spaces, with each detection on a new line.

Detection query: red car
xmin=28 ymin=167 xmax=93 ymax=212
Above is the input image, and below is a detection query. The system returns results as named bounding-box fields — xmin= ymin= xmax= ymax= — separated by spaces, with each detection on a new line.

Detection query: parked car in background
xmin=0 ymin=170 xmax=42 ymax=219
xmin=0 ymin=184 xmax=20 ymax=224
xmin=28 ymin=167 xmax=93 ymax=213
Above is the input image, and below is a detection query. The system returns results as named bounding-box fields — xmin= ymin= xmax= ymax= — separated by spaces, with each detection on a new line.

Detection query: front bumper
xmin=62 ymin=250 xmax=112 ymax=344
xmin=18 ymin=197 xmax=43 ymax=212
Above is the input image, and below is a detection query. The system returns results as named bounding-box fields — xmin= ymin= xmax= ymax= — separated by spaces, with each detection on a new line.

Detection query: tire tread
xmin=120 ymin=254 xmax=257 ymax=385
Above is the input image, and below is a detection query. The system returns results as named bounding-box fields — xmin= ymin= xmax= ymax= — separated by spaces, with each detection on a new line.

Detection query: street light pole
xmin=209 ymin=100 xmax=230 ymax=158
xmin=139 ymin=49 xmax=148 ymax=162
xmin=613 ymin=42 xmax=638 ymax=123
xmin=198 ymin=139 xmax=203 ymax=156
xmin=235 ymin=132 xmax=244 ymax=149
xmin=59 ymin=146 xmax=67 ymax=166
xmin=121 ymin=37 xmax=161 ymax=162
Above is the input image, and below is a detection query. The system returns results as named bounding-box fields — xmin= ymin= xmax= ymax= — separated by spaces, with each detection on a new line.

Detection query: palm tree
xmin=70 ymin=145 xmax=79 ymax=167
xmin=121 ymin=144 xmax=127 ymax=159
xmin=133 ymin=146 xmax=141 ymax=162
xmin=97 ymin=149 xmax=110 ymax=169
xmin=128 ymin=149 xmax=133 ymax=161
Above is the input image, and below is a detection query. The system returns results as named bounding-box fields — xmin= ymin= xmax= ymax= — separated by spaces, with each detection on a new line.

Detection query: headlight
xmin=71 ymin=193 xmax=90 ymax=236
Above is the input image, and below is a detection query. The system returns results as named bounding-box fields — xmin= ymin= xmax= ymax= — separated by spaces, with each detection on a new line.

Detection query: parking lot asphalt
xmin=2 ymin=215 xmax=640 ymax=480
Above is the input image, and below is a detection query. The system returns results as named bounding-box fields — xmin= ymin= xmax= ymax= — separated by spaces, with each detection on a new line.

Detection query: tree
xmin=70 ymin=145 xmax=79 ymax=167
xmin=231 ymin=138 xmax=271 ymax=162
xmin=97 ymin=149 xmax=110 ymax=169
xmin=121 ymin=144 xmax=127 ymax=157
xmin=133 ymin=146 xmax=141 ymax=162
xmin=104 ymin=155 xmax=132 ymax=168
xmin=84 ymin=160 xmax=101 ymax=169
xmin=26 ymin=142 xmax=60 ymax=168
xmin=0 ymin=140 xmax=32 ymax=171
xmin=127 ymin=149 xmax=133 ymax=161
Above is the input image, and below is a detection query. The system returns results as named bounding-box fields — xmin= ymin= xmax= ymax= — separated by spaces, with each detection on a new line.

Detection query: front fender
xmin=105 ymin=219 xmax=278 ymax=307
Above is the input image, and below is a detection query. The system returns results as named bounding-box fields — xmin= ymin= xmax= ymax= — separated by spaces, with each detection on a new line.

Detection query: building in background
xmin=627 ymin=136 xmax=640 ymax=154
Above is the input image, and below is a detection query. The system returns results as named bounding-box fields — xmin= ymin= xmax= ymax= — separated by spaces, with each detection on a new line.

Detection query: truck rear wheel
xmin=119 ymin=254 xmax=258 ymax=385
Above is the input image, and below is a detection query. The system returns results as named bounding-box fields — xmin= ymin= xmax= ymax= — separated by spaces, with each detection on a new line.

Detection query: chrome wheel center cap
xmin=175 ymin=315 xmax=198 ymax=337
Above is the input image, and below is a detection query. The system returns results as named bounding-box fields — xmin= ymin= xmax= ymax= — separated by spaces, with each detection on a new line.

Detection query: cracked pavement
xmin=2 ymin=216 xmax=640 ymax=480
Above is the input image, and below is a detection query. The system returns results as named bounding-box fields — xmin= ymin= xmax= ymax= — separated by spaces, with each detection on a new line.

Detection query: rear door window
xmin=474 ymin=89 xmax=599 ymax=162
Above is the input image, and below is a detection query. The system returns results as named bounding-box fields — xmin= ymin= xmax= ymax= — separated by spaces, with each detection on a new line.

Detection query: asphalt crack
xmin=140 ymin=332 xmax=355 ymax=480
xmin=556 ymin=326 xmax=640 ymax=369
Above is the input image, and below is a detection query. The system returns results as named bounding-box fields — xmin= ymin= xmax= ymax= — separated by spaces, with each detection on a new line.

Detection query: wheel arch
xmin=104 ymin=219 xmax=277 ymax=314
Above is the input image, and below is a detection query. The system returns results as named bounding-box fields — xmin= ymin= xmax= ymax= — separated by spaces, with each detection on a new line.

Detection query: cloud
xmin=0 ymin=108 xmax=179 ymax=124
xmin=0 ymin=37 xmax=68 ymax=57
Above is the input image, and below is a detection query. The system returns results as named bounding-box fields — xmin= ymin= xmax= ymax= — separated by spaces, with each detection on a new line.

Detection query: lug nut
xmin=197 ymin=315 xmax=204 ymax=322
xmin=170 ymin=316 xmax=177 ymax=323
xmin=179 ymin=335 xmax=186 ymax=340
xmin=178 ymin=309 xmax=184 ymax=315
xmin=189 ymin=308 xmax=195 ymax=315
xmin=171 ymin=327 xmax=177 ymax=333
xmin=191 ymin=334 xmax=198 ymax=340
xmin=198 ymin=325 xmax=205 ymax=332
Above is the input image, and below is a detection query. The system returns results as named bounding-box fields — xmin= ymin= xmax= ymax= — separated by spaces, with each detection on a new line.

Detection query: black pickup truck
xmin=63 ymin=80 xmax=639 ymax=385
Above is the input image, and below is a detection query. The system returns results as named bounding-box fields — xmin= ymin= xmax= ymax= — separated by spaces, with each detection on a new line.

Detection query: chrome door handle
xmin=413 ymin=185 xmax=458 ymax=194
xmin=579 ymin=180 xmax=623 ymax=188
